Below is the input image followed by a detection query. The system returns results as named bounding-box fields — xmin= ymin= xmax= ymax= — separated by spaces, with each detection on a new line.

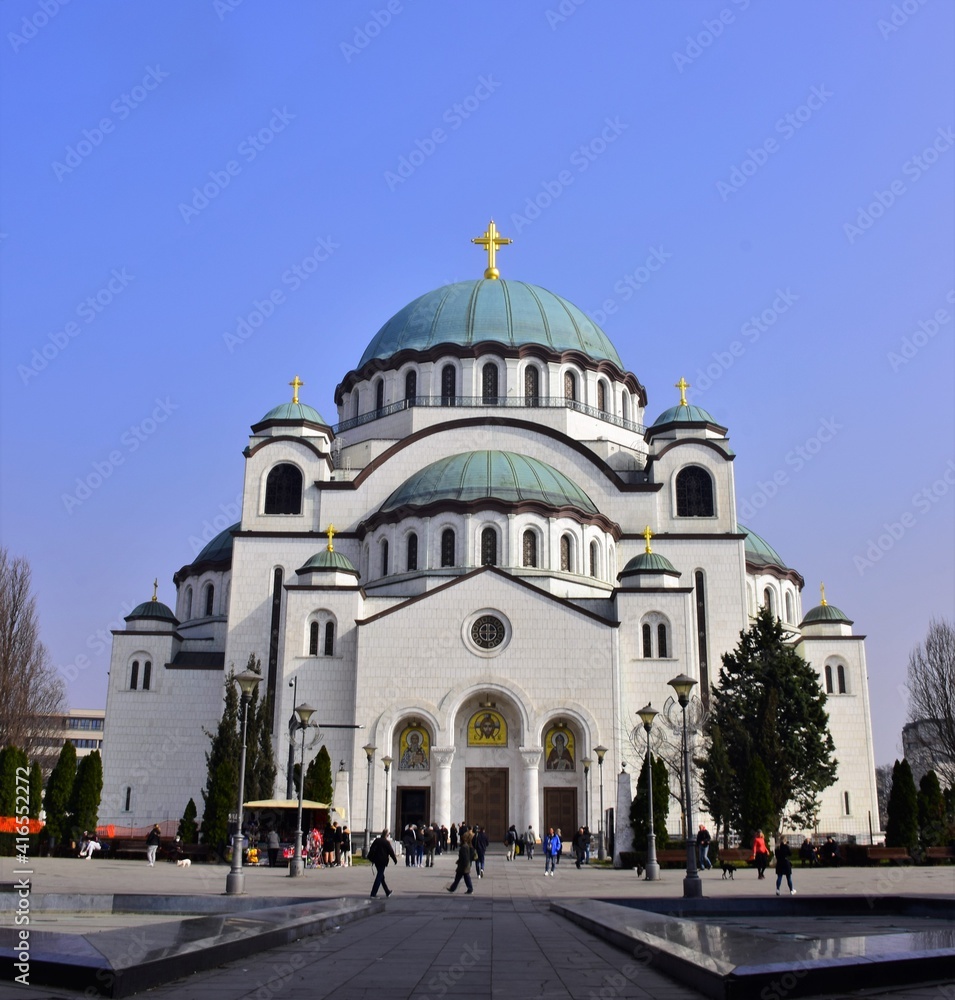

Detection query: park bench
xmin=109 ymin=837 xmax=150 ymax=859
xmin=716 ymin=848 xmax=751 ymax=865
xmin=865 ymin=846 xmax=912 ymax=864
xmin=924 ymin=846 xmax=955 ymax=863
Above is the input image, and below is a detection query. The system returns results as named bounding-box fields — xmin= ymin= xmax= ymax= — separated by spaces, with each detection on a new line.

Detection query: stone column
xmin=519 ymin=747 xmax=543 ymax=833
xmin=614 ymin=766 xmax=634 ymax=869
xmin=432 ymin=747 xmax=455 ymax=829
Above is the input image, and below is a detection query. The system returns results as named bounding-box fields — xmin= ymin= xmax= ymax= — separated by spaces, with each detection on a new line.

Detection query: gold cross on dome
xmin=472 ymin=220 xmax=512 ymax=279
xmin=675 ymin=377 xmax=690 ymax=406
xmin=152 ymin=578 xmax=159 ymax=602
xmin=289 ymin=375 xmax=304 ymax=404
xmin=325 ymin=524 xmax=337 ymax=553
xmin=820 ymin=582 xmax=827 ymax=606
xmin=643 ymin=525 xmax=653 ymax=554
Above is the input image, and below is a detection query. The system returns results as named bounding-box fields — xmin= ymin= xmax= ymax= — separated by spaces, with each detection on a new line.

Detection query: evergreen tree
xmin=201 ymin=671 xmax=239 ymax=851
xmin=740 ymin=754 xmax=775 ymax=841
xmin=630 ymin=752 xmax=669 ymax=852
xmin=69 ymin=750 xmax=103 ymax=836
xmin=233 ymin=654 xmax=275 ymax=802
xmin=917 ymin=770 xmax=946 ymax=849
xmin=0 ymin=745 xmax=29 ymax=856
xmin=696 ymin=723 xmax=734 ymax=847
xmin=302 ymin=753 xmax=321 ymax=801
xmin=42 ymin=741 xmax=76 ymax=850
xmin=178 ymin=798 xmax=198 ymax=844
xmin=313 ymin=745 xmax=334 ymax=804
xmin=29 ymin=759 xmax=43 ymax=854
xmin=884 ymin=758 xmax=919 ymax=850
xmin=704 ymin=607 xmax=837 ymax=838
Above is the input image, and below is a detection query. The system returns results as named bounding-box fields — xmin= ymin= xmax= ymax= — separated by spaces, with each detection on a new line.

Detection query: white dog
xmin=176 ymin=858 xmax=192 ymax=868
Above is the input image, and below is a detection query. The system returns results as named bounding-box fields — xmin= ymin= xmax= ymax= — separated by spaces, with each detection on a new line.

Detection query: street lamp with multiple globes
xmin=636 ymin=703 xmax=660 ymax=881
xmin=362 ymin=744 xmax=376 ymax=855
xmin=381 ymin=756 xmax=393 ymax=834
xmin=225 ymin=669 xmax=262 ymax=895
xmin=594 ymin=745 xmax=608 ymax=860
xmin=668 ymin=673 xmax=702 ymax=898
xmin=288 ymin=702 xmax=316 ymax=878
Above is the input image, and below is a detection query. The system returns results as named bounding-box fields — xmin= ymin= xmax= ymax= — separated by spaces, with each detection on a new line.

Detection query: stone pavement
xmin=1 ymin=852 xmax=953 ymax=999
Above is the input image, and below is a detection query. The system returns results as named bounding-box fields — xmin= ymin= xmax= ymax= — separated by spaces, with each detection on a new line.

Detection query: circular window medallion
xmin=471 ymin=615 xmax=505 ymax=649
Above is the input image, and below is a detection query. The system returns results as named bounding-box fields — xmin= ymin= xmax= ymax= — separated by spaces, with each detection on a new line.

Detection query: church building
xmin=100 ymin=223 xmax=880 ymax=847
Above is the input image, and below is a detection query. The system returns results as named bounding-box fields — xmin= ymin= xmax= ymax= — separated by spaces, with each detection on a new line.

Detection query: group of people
xmin=263 ymin=821 xmax=353 ymax=868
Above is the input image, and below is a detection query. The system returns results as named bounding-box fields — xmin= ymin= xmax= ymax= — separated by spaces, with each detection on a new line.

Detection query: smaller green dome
xmin=259 ymin=402 xmax=327 ymax=425
xmin=619 ymin=551 xmax=679 ymax=579
xmin=195 ymin=523 xmax=238 ymax=565
xmin=125 ymin=600 xmax=179 ymax=625
xmin=801 ymin=603 xmax=851 ymax=626
xmin=298 ymin=549 xmax=359 ymax=576
xmin=652 ymin=403 xmax=719 ymax=427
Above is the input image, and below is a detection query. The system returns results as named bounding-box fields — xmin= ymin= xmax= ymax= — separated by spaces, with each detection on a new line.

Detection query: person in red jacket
xmin=750 ymin=829 xmax=770 ymax=879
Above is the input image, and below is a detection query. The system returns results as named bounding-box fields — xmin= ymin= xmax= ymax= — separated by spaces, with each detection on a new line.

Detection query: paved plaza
xmin=1 ymin=852 xmax=953 ymax=999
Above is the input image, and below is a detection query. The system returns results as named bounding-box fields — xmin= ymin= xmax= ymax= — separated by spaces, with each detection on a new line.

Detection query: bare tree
xmin=0 ymin=548 xmax=65 ymax=754
xmin=905 ymin=618 xmax=955 ymax=786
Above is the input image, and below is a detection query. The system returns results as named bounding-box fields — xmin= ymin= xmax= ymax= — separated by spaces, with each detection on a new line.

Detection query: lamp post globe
xmin=225 ymin=669 xmax=261 ymax=895
xmin=288 ymin=702 xmax=316 ymax=878
xmin=667 ymin=674 xmax=702 ymax=898
xmin=636 ymin=703 xmax=660 ymax=881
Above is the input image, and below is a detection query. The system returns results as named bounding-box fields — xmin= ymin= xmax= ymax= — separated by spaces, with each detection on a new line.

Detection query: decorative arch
xmin=182 ymin=585 xmax=193 ymax=620
xmin=306 ymin=609 xmax=338 ymax=657
xmin=563 ymin=369 xmax=578 ymax=402
xmin=543 ymin=723 xmax=576 ymax=771
xmin=397 ymin=722 xmax=431 ymax=770
xmin=480 ymin=524 xmax=499 ymax=566
xmin=481 ymin=361 xmax=500 ymax=403
xmin=675 ymin=465 xmax=714 ymax=517
xmin=264 ymin=463 xmax=303 ymax=515
xmin=374 ymin=378 xmax=384 ymax=411
xmin=524 ymin=364 xmax=541 ymax=406
xmin=404 ymin=369 xmax=417 ymax=403
xmin=522 ymin=527 xmax=540 ymax=568
xmin=203 ymin=582 xmax=215 ymax=617
xmin=440 ymin=363 xmax=457 ymax=405
xmin=640 ymin=611 xmax=672 ymax=658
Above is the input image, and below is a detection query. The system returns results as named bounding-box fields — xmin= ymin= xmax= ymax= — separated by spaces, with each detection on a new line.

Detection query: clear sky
xmin=1 ymin=1 xmax=952 ymax=768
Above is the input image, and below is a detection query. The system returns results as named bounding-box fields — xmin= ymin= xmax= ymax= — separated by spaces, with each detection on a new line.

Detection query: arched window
xmin=481 ymin=526 xmax=497 ymax=566
xmin=657 ymin=624 xmax=668 ymax=658
xmin=142 ymin=660 xmax=152 ymax=691
xmin=844 ymin=791 xmax=851 ymax=815
xmin=380 ymin=539 xmax=389 ymax=577
xmin=824 ymin=665 xmax=833 ymax=694
xmin=353 ymin=391 xmax=360 ymax=419
xmin=785 ymin=592 xmax=795 ymax=623
xmin=481 ymin=363 xmax=499 ymax=404
xmin=204 ymin=584 xmax=215 ymax=617
xmin=589 ymin=540 xmax=598 ymax=578
xmin=406 ymin=532 xmax=418 ymax=571
xmin=675 ymin=466 xmax=714 ymax=517
xmin=560 ymin=534 xmax=572 ymax=572
xmin=440 ymin=528 xmax=455 ymax=567
xmin=405 ymin=370 xmax=417 ymax=404
xmin=622 ymin=393 xmax=630 ymax=423
xmin=524 ymin=366 xmax=540 ymax=406
xmin=309 ymin=621 xmax=319 ymax=656
xmin=124 ymin=787 xmax=131 ymax=811
xmin=324 ymin=622 xmax=334 ymax=657
xmin=563 ymin=370 xmax=577 ymax=402
xmin=375 ymin=379 xmax=384 ymax=411
xmin=763 ymin=587 xmax=775 ymax=617
xmin=265 ymin=463 xmax=303 ymax=515
xmin=183 ymin=586 xmax=193 ymax=620
xmin=642 ymin=624 xmax=652 ymax=658
xmin=130 ymin=660 xmax=139 ymax=690
xmin=441 ymin=364 xmax=456 ymax=406
xmin=837 ymin=664 xmax=847 ymax=694
xmin=597 ymin=381 xmax=607 ymax=413
xmin=695 ymin=570 xmax=710 ymax=699
xmin=522 ymin=529 xmax=538 ymax=568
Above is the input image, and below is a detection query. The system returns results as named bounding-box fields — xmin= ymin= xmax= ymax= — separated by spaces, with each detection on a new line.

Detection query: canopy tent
xmin=243 ymin=798 xmax=329 ymax=809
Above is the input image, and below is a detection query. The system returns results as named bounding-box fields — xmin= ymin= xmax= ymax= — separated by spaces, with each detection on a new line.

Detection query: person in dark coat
xmin=473 ymin=826 xmax=489 ymax=878
xmin=446 ymin=831 xmax=474 ymax=894
xmin=146 ymin=824 xmax=162 ymax=867
xmin=572 ymin=827 xmax=587 ymax=869
xmin=402 ymin=825 xmax=417 ymax=866
xmin=449 ymin=823 xmax=458 ymax=851
xmin=368 ymin=829 xmax=396 ymax=897
xmin=267 ymin=829 xmax=280 ymax=868
xmin=774 ymin=835 xmax=795 ymax=895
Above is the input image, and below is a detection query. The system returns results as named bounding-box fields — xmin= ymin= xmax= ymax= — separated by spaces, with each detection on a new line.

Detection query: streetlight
xmin=594 ymin=745 xmax=608 ymax=860
xmin=636 ymin=703 xmax=660 ymax=881
xmin=668 ymin=673 xmax=701 ymax=898
xmin=382 ymin=756 xmax=393 ymax=834
xmin=286 ymin=678 xmax=298 ymax=799
xmin=225 ymin=669 xmax=261 ymax=895
xmin=581 ymin=756 xmax=592 ymax=837
xmin=362 ymin=744 xmax=376 ymax=855
xmin=288 ymin=702 xmax=316 ymax=878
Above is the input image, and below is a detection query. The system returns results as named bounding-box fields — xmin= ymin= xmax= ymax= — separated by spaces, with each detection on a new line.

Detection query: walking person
xmin=555 ymin=828 xmax=564 ymax=865
xmin=524 ymin=826 xmax=536 ymax=860
xmin=402 ymin=825 xmax=416 ymax=866
xmin=774 ymin=835 xmax=796 ymax=895
xmin=449 ymin=823 xmax=458 ymax=852
xmin=697 ymin=824 xmax=713 ymax=870
xmin=146 ymin=824 xmax=162 ymax=866
xmin=543 ymin=827 xmax=560 ymax=876
xmin=474 ymin=825 xmax=489 ymax=878
xmin=424 ymin=825 xmax=437 ymax=867
xmin=368 ymin=829 xmax=396 ymax=897
xmin=447 ymin=830 xmax=475 ymax=894
xmin=751 ymin=829 xmax=770 ymax=879
xmin=341 ymin=826 xmax=352 ymax=867
xmin=505 ymin=824 xmax=518 ymax=861
xmin=573 ymin=826 xmax=587 ymax=869
xmin=266 ymin=829 xmax=280 ymax=868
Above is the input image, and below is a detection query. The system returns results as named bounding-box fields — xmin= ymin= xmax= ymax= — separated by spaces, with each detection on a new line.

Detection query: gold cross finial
xmin=151 ymin=578 xmax=158 ymax=602
xmin=471 ymin=219 xmax=512 ymax=279
xmin=643 ymin=525 xmax=653 ymax=554
xmin=325 ymin=524 xmax=337 ymax=553
xmin=289 ymin=375 xmax=304 ymax=404
xmin=675 ymin=377 xmax=690 ymax=406
xmin=820 ymin=582 xmax=827 ymax=606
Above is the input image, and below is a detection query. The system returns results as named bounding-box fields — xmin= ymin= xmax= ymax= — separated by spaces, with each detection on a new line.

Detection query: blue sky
xmin=1 ymin=1 xmax=952 ymax=768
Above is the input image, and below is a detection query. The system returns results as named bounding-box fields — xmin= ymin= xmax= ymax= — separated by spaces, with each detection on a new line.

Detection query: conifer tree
xmin=69 ymin=750 xmax=103 ymax=836
xmin=43 ymin=741 xmax=76 ymax=850
xmin=178 ymin=797 xmax=198 ymax=843
xmin=884 ymin=758 xmax=918 ymax=850
xmin=0 ymin=746 xmax=28 ymax=856
xmin=313 ymin=745 xmax=333 ymax=805
xmin=696 ymin=723 xmax=734 ymax=847
xmin=740 ymin=754 xmax=775 ymax=840
xmin=917 ymin=770 xmax=945 ymax=848
xmin=201 ymin=672 xmax=239 ymax=852
xmin=630 ymin=753 xmax=669 ymax=851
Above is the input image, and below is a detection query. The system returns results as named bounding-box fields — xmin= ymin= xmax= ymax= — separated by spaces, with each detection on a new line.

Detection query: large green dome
xmin=380 ymin=451 xmax=599 ymax=515
xmin=739 ymin=523 xmax=790 ymax=570
xmin=358 ymin=279 xmax=623 ymax=369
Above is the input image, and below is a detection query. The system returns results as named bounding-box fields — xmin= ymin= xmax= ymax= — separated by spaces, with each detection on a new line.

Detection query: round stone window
xmin=463 ymin=609 xmax=511 ymax=657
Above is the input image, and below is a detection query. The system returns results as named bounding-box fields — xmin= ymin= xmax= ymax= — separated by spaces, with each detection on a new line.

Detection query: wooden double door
xmin=465 ymin=768 xmax=508 ymax=842
xmin=543 ymin=787 xmax=577 ymax=837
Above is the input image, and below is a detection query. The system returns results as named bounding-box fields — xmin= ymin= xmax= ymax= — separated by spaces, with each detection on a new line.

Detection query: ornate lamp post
xmin=668 ymin=674 xmax=701 ymax=898
xmin=382 ymin=756 xmax=393 ymax=834
xmin=226 ymin=669 xmax=261 ymax=895
xmin=594 ymin=745 xmax=608 ymax=860
xmin=581 ymin=756 xmax=592 ymax=835
xmin=636 ymin=703 xmax=660 ymax=881
xmin=362 ymin=744 xmax=376 ymax=855
xmin=288 ymin=702 xmax=316 ymax=878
